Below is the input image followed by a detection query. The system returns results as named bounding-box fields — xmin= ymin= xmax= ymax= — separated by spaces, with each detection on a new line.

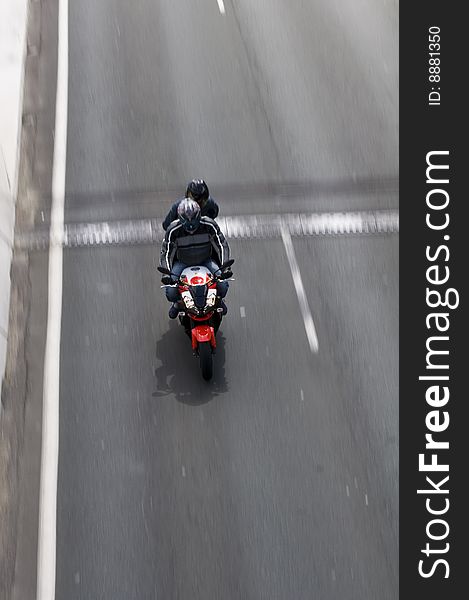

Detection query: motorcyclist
xmin=162 ymin=179 xmax=219 ymax=231
xmin=160 ymin=198 xmax=231 ymax=319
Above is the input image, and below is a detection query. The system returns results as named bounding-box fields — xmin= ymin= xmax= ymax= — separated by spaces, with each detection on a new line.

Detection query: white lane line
xmin=281 ymin=230 xmax=319 ymax=354
xmin=365 ymin=493 xmax=369 ymax=506
xmin=346 ymin=485 xmax=350 ymax=497
xmin=240 ymin=306 xmax=246 ymax=318
xmin=36 ymin=0 xmax=68 ymax=598
xmin=217 ymin=0 xmax=226 ymax=14
xmin=16 ymin=209 xmax=399 ymax=250
xmin=219 ymin=210 xmax=399 ymax=239
xmin=300 ymin=389 xmax=304 ymax=402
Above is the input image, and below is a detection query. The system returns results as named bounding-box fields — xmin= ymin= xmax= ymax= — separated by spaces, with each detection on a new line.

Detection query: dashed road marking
xmin=217 ymin=0 xmax=226 ymax=14
xmin=16 ymin=209 xmax=399 ymax=250
xmin=240 ymin=306 xmax=246 ymax=318
xmin=282 ymin=230 xmax=319 ymax=354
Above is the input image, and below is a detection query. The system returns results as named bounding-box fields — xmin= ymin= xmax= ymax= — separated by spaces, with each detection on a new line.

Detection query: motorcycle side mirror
xmin=222 ymin=259 xmax=234 ymax=269
xmin=219 ymin=271 xmax=232 ymax=280
xmin=157 ymin=266 xmax=171 ymax=275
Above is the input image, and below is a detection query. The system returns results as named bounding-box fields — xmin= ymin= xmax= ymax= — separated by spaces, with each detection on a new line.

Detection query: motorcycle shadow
xmin=153 ymin=322 xmax=228 ymax=405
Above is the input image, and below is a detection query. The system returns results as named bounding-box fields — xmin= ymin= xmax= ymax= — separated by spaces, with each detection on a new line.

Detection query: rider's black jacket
xmin=160 ymin=217 xmax=230 ymax=272
xmin=162 ymin=197 xmax=219 ymax=231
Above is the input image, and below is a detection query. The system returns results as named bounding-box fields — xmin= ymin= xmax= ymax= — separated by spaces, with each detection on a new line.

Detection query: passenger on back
xmin=162 ymin=179 xmax=219 ymax=231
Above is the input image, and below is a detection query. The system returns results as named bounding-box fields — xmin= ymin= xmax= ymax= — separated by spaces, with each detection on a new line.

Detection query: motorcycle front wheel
xmin=199 ymin=341 xmax=213 ymax=381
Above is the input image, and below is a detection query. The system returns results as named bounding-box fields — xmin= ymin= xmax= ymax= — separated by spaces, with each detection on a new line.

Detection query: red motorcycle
xmin=158 ymin=259 xmax=234 ymax=380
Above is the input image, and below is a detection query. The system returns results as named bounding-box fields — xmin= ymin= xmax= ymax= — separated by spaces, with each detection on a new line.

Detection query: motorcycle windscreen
xmin=191 ymin=285 xmax=207 ymax=309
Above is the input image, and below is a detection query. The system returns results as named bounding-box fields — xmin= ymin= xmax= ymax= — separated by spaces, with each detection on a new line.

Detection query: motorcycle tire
xmin=199 ymin=341 xmax=213 ymax=381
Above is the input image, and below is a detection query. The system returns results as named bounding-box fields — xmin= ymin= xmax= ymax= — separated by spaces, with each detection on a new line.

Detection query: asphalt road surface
xmin=14 ymin=1 xmax=399 ymax=598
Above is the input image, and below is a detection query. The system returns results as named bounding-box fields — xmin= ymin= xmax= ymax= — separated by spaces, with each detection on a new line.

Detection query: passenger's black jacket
xmin=162 ymin=197 xmax=219 ymax=231
xmin=160 ymin=217 xmax=230 ymax=272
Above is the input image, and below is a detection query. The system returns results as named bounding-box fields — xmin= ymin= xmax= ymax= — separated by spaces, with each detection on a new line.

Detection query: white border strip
xmin=36 ymin=0 xmax=68 ymax=597
xmin=219 ymin=210 xmax=399 ymax=239
xmin=16 ymin=210 xmax=399 ymax=250
xmin=282 ymin=230 xmax=319 ymax=354
xmin=217 ymin=0 xmax=226 ymax=15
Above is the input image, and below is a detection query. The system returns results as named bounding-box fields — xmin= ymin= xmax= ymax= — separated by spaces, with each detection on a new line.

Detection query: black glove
xmin=161 ymin=275 xmax=172 ymax=285
xmin=219 ymin=270 xmax=233 ymax=280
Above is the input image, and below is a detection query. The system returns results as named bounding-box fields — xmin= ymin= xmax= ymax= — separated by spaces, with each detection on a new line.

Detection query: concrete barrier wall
xmin=0 ymin=0 xmax=29 ymax=381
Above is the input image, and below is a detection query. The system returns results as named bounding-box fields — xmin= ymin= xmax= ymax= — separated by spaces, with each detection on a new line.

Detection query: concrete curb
xmin=0 ymin=0 xmax=29 ymax=382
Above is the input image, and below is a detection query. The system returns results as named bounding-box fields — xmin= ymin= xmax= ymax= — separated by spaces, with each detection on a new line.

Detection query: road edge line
xmin=36 ymin=0 xmax=68 ymax=598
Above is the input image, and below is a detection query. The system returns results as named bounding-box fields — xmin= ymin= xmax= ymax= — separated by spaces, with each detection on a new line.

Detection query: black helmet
xmin=177 ymin=198 xmax=201 ymax=234
xmin=186 ymin=179 xmax=209 ymax=207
